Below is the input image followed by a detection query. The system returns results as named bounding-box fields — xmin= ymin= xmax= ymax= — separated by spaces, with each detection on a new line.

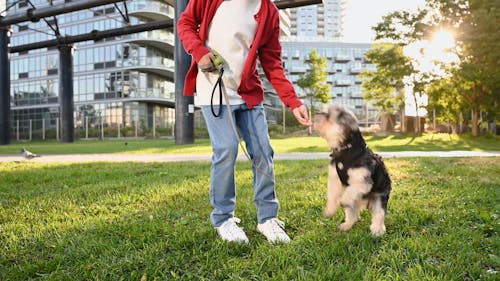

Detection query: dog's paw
xmin=339 ymin=222 xmax=353 ymax=232
xmin=370 ymin=224 xmax=386 ymax=237
xmin=324 ymin=206 xmax=338 ymax=217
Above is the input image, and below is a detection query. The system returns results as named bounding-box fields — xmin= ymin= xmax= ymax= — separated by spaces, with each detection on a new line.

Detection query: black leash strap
xmin=210 ymin=68 xmax=225 ymax=117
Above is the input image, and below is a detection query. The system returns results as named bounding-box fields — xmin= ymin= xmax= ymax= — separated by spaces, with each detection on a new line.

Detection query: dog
xmin=314 ymin=104 xmax=391 ymax=236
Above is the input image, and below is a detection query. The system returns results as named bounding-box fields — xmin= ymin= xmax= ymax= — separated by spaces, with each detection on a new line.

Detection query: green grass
xmin=1 ymin=157 xmax=499 ymax=280
xmin=0 ymin=133 xmax=498 ymax=155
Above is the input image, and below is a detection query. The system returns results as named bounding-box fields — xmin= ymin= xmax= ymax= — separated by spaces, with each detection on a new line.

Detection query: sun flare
xmin=403 ymin=29 xmax=459 ymax=74
xmin=431 ymin=30 xmax=455 ymax=52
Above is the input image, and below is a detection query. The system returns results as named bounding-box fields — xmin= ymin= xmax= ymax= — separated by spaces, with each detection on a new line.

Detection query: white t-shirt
xmin=195 ymin=0 xmax=262 ymax=106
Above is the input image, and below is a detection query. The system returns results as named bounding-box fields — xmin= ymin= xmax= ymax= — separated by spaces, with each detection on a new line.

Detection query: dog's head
xmin=313 ymin=104 xmax=359 ymax=149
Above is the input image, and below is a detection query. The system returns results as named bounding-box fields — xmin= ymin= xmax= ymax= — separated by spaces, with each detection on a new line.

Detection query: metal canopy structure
xmin=0 ymin=0 xmax=173 ymax=144
xmin=0 ymin=0 xmax=323 ymax=145
xmin=0 ymin=0 xmax=119 ymax=26
xmin=274 ymin=0 xmax=322 ymax=9
xmin=10 ymin=19 xmax=173 ymax=53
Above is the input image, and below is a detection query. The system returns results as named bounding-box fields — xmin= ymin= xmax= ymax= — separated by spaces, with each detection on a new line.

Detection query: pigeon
xmin=21 ymin=147 xmax=41 ymax=159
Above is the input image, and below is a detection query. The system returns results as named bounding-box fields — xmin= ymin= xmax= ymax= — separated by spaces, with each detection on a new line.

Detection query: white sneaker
xmin=215 ymin=217 xmax=249 ymax=244
xmin=257 ymin=218 xmax=291 ymax=243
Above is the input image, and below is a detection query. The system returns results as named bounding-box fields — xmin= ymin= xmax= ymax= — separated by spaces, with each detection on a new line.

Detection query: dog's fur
xmin=314 ymin=104 xmax=391 ymax=236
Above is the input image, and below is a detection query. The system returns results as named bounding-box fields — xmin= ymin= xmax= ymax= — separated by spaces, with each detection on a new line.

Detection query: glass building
xmin=5 ymin=1 xmax=376 ymax=139
xmin=281 ymin=41 xmax=377 ymax=122
xmin=7 ymin=0 xmax=175 ymax=139
xmin=6 ymin=0 xmax=298 ymax=140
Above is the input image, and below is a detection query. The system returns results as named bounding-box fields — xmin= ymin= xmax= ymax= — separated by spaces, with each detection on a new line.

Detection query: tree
xmin=296 ymin=48 xmax=330 ymax=134
xmin=360 ymin=43 xmax=412 ymax=132
xmin=427 ymin=72 xmax=469 ymax=132
xmin=373 ymin=0 xmax=500 ymax=136
xmin=453 ymin=0 xmax=500 ymax=135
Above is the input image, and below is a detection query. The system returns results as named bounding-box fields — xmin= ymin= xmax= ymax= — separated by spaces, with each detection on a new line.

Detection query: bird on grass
xmin=21 ymin=147 xmax=41 ymax=159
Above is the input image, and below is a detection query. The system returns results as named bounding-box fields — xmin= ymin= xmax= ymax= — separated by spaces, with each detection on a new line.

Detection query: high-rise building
xmin=281 ymin=41 xmax=377 ymax=123
xmin=289 ymin=0 xmax=345 ymax=41
xmin=7 ymin=0 xmax=175 ymax=140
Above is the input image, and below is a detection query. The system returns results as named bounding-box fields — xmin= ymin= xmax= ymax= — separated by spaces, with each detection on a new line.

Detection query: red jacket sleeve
xmin=177 ymin=0 xmax=210 ymax=63
xmin=258 ymin=8 xmax=303 ymax=109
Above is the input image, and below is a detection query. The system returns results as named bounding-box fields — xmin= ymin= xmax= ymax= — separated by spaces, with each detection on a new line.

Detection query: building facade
xmin=5 ymin=1 xmax=375 ymax=140
xmin=8 ymin=0 xmax=175 ymax=139
xmin=289 ymin=0 xmax=345 ymax=41
xmin=280 ymin=41 xmax=377 ymax=122
xmin=6 ymin=0 xmax=298 ymax=140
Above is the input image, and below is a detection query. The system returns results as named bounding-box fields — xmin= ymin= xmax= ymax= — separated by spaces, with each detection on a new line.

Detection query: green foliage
xmin=373 ymin=9 xmax=430 ymax=43
xmin=372 ymin=0 xmax=500 ymax=135
xmin=0 ymin=158 xmax=498 ymax=280
xmin=360 ymin=43 xmax=411 ymax=114
xmin=297 ymin=49 xmax=331 ymax=112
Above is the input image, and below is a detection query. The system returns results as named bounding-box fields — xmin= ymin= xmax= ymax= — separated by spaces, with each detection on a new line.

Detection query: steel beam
xmin=0 ymin=26 xmax=10 ymax=145
xmin=174 ymin=0 xmax=194 ymax=144
xmin=0 ymin=0 xmax=119 ymax=27
xmin=274 ymin=0 xmax=323 ymax=9
xmin=10 ymin=19 xmax=173 ymax=53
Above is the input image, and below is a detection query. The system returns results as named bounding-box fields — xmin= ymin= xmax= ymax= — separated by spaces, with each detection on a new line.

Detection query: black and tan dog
xmin=314 ymin=104 xmax=391 ymax=236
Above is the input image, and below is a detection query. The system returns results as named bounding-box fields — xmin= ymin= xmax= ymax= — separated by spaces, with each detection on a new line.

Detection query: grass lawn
xmin=0 ymin=157 xmax=499 ymax=280
xmin=0 ymin=133 xmax=498 ymax=155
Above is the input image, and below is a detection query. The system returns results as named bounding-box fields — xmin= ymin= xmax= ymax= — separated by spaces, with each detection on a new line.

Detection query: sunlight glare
xmin=428 ymin=29 xmax=457 ymax=64
xmin=403 ymin=29 xmax=458 ymax=75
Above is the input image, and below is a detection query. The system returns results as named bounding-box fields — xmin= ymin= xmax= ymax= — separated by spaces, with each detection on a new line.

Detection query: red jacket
xmin=177 ymin=0 xmax=303 ymax=109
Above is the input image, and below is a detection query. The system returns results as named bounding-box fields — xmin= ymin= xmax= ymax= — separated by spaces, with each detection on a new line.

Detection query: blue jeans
xmin=201 ymin=103 xmax=279 ymax=227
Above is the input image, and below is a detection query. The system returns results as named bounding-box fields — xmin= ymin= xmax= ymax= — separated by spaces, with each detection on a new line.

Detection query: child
xmin=177 ymin=0 xmax=311 ymax=243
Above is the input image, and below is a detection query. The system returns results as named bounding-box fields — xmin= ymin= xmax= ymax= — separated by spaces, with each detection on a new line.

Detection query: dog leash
xmin=209 ymin=65 xmax=272 ymax=178
xmin=210 ymin=67 xmax=224 ymax=118
xmin=207 ymin=53 xmax=327 ymax=183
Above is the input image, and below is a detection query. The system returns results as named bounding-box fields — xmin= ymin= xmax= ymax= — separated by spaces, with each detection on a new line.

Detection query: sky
xmin=342 ymin=0 xmax=427 ymax=43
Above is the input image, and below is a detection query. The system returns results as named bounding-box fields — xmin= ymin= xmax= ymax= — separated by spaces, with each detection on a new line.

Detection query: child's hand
xmin=292 ymin=105 xmax=312 ymax=126
xmin=199 ymin=52 xmax=217 ymax=72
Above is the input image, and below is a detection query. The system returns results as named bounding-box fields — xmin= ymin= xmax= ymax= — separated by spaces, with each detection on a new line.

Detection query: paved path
xmin=0 ymin=151 xmax=499 ymax=163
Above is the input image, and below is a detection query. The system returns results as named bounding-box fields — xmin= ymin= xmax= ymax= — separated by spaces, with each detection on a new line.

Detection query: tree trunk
xmin=381 ymin=113 xmax=396 ymax=132
xmin=401 ymin=111 xmax=406 ymax=133
xmin=412 ymin=93 xmax=421 ymax=135
xmin=308 ymin=95 xmax=313 ymax=135
xmin=471 ymin=108 xmax=479 ymax=136
xmin=459 ymin=112 xmax=463 ymax=134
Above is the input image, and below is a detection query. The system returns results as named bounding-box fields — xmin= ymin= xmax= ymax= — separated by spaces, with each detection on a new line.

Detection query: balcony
xmin=350 ymin=67 xmax=364 ymax=74
xmin=335 ymin=79 xmax=352 ymax=87
xmin=350 ymin=91 xmax=363 ymax=99
xmin=122 ymin=29 xmax=175 ymax=54
xmin=128 ymin=0 xmax=174 ymax=20
xmin=121 ymin=56 xmax=174 ymax=80
xmin=290 ymin=66 xmax=307 ymax=74
xmin=335 ymin=55 xmax=351 ymax=62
